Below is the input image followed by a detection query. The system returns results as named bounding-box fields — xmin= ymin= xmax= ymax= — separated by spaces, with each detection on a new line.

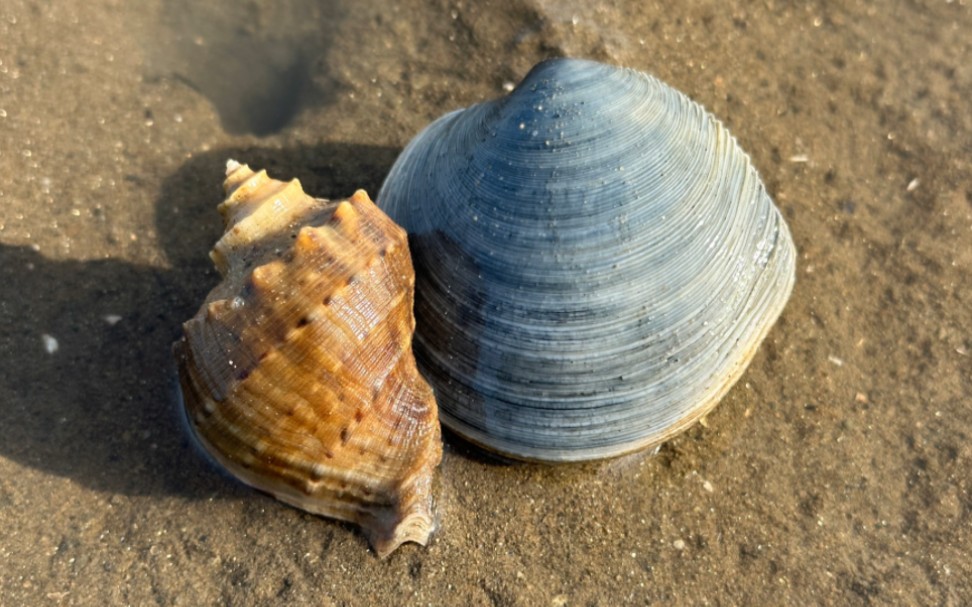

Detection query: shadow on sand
xmin=0 ymin=143 xmax=400 ymax=499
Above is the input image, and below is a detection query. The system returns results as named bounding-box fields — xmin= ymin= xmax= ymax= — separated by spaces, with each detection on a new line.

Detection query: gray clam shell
xmin=378 ymin=58 xmax=796 ymax=462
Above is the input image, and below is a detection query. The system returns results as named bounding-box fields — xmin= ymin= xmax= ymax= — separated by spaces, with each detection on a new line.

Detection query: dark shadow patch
xmin=0 ymin=143 xmax=399 ymax=499
xmin=142 ymin=0 xmax=345 ymax=135
xmin=440 ymin=426 xmax=520 ymax=468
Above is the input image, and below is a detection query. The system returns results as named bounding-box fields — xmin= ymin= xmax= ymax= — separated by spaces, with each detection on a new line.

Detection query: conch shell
xmin=174 ymin=161 xmax=442 ymax=558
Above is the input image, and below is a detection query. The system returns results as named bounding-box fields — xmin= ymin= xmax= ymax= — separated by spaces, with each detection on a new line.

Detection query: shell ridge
xmin=177 ymin=167 xmax=442 ymax=556
xmin=378 ymin=58 xmax=796 ymax=462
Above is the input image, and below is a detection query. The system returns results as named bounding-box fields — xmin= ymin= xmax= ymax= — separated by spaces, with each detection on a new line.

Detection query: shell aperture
xmin=174 ymin=161 xmax=442 ymax=558
xmin=378 ymin=58 xmax=797 ymax=462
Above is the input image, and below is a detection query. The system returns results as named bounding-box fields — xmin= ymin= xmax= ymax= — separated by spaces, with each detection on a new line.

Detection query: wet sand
xmin=1 ymin=0 xmax=970 ymax=604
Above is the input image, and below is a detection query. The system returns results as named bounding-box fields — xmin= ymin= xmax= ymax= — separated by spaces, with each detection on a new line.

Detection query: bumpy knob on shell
xmin=174 ymin=161 xmax=442 ymax=558
xmin=378 ymin=58 xmax=797 ymax=463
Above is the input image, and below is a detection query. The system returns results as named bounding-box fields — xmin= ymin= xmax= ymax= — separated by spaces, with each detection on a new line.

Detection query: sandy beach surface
xmin=2 ymin=0 xmax=970 ymax=605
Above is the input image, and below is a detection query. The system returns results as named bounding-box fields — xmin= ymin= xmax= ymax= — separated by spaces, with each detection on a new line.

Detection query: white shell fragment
xmin=378 ymin=58 xmax=796 ymax=462
xmin=42 ymin=333 xmax=59 ymax=354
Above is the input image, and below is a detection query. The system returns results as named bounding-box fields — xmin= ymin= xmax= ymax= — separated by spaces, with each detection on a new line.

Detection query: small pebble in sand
xmin=789 ymin=154 xmax=809 ymax=163
xmin=673 ymin=539 xmax=686 ymax=550
xmin=702 ymin=480 xmax=714 ymax=493
xmin=827 ymin=355 xmax=844 ymax=367
xmin=103 ymin=314 xmax=122 ymax=325
xmin=906 ymin=178 xmax=919 ymax=192
xmin=42 ymin=334 xmax=59 ymax=354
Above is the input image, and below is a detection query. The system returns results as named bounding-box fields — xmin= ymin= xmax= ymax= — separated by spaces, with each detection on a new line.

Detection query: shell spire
xmin=174 ymin=161 xmax=442 ymax=558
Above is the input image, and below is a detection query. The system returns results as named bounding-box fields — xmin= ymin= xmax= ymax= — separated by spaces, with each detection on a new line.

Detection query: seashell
xmin=377 ymin=58 xmax=796 ymax=463
xmin=174 ymin=161 xmax=442 ymax=558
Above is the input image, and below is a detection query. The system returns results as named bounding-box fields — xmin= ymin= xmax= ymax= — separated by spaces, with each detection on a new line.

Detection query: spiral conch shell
xmin=174 ymin=161 xmax=442 ymax=558
xmin=378 ymin=58 xmax=797 ymax=462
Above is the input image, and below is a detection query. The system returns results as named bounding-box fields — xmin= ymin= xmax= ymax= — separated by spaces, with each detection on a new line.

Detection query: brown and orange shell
xmin=173 ymin=161 xmax=442 ymax=558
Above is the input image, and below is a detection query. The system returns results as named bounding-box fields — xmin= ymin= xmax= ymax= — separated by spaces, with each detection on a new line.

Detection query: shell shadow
xmin=440 ymin=427 xmax=520 ymax=467
xmin=0 ymin=143 xmax=400 ymax=499
xmin=142 ymin=0 xmax=345 ymax=136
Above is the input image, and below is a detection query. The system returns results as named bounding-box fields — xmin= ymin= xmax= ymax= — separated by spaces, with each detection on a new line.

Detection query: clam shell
xmin=174 ymin=161 xmax=442 ymax=558
xmin=378 ymin=58 xmax=796 ymax=462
